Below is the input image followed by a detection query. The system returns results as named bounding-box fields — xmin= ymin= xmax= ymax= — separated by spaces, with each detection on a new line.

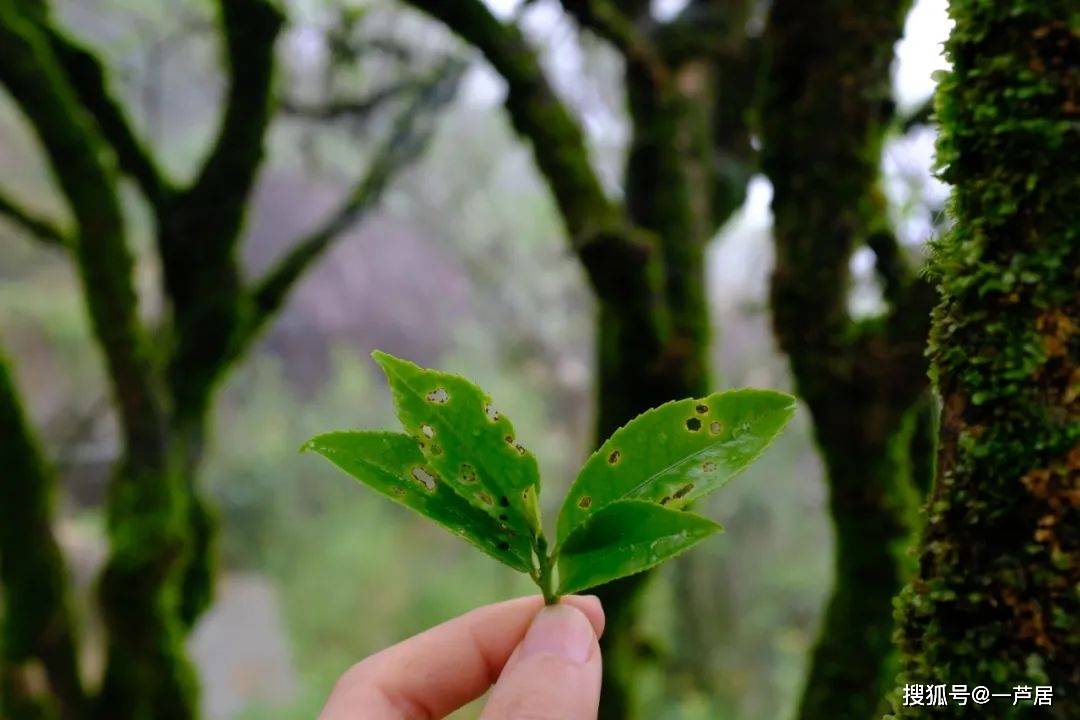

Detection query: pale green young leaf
xmin=557 ymin=389 xmax=796 ymax=542
xmin=556 ymin=500 xmax=722 ymax=595
xmin=372 ymin=351 xmax=542 ymax=541
xmin=303 ymin=431 xmax=534 ymax=573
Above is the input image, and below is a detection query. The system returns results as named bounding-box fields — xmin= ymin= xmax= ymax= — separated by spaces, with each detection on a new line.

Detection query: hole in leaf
xmin=685 ymin=417 xmax=702 ymax=432
xmin=485 ymin=403 xmax=500 ymax=422
xmin=426 ymin=387 xmax=450 ymax=404
xmin=410 ymin=466 xmax=437 ymax=491
xmin=608 ymin=450 xmax=621 ymax=464
xmin=696 ymin=404 xmax=709 ymax=414
xmin=421 ymin=423 xmax=435 ymax=438
xmin=709 ymin=421 xmax=723 ymax=435
xmin=674 ymin=483 xmax=694 ymax=500
xmin=702 ymin=461 xmax=716 ymax=473
xmin=460 ymin=464 xmax=477 ymax=484
xmin=477 ymin=491 xmax=493 ymax=506
xmin=578 ymin=496 xmax=592 ymax=509
xmin=499 ymin=495 xmax=510 ymax=507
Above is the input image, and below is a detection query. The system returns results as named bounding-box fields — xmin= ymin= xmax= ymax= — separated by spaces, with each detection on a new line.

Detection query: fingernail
xmin=519 ymin=604 xmax=594 ymax=665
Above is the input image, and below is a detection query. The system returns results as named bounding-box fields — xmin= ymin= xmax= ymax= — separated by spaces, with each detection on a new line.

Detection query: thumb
xmin=481 ymin=603 xmax=602 ymax=719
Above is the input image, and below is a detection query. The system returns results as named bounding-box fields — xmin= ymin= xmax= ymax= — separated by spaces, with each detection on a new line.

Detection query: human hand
xmin=319 ymin=595 xmax=604 ymax=719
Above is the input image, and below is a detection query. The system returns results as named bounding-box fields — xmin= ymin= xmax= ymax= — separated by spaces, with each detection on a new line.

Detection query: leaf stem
xmin=534 ymin=534 xmax=558 ymax=605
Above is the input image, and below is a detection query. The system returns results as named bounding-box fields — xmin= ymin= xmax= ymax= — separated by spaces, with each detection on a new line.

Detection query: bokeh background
xmin=0 ymin=0 xmax=950 ymax=717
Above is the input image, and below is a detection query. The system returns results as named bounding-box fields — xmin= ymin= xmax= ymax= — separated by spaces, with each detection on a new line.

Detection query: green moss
xmin=0 ymin=350 xmax=84 ymax=718
xmin=0 ymin=4 xmax=193 ymax=718
xmin=760 ymin=1 xmax=936 ymax=717
xmin=892 ymin=3 xmax=1079 ymax=717
xmin=402 ymin=3 xmax=763 ymax=715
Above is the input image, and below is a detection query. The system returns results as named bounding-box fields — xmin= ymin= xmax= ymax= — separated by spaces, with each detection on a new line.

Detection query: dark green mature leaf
xmin=556 ymin=500 xmax=722 ymax=595
xmin=303 ymin=431 xmax=534 ymax=572
xmin=557 ymin=389 xmax=796 ymax=542
xmin=373 ymin=351 xmax=542 ymax=542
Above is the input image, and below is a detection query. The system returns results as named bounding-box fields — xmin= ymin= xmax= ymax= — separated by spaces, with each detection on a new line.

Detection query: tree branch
xmin=240 ymin=61 xmax=466 ymax=353
xmin=401 ymin=1 xmax=668 ymax=332
xmin=0 ymin=0 xmax=167 ymax=463
xmin=557 ymin=0 xmax=669 ymax=86
xmin=171 ymin=0 xmax=284 ymax=247
xmin=760 ymin=1 xmax=931 ymax=717
xmin=279 ymin=80 xmax=417 ymax=122
xmin=32 ymin=16 xmax=172 ymax=209
xmin=0 ymin=185 xmax=69 ymax=248
xmin=0 ymin=10 xmax=196 ymax=716
xmin=160 ymin=0 xmax=284 ymax=422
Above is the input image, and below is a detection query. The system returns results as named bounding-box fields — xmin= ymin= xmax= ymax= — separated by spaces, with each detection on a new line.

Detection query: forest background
xmin=1 ymin=0 xmax=998 ymax=718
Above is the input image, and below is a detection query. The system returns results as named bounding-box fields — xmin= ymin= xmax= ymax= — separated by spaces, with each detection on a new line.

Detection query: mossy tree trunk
xmin=0 ymin=0 xmax=457 ymax=716
xmin=0 ymin=5 xmax=191 ymax=715
xmin=400 ymin=1 xmax=763 ymax=716
xmin=760 ymin=1 xmax=937 ymax=717
xmin=0 ymin=347 xmax=85 ymax=720
xmin=893 ymin=2 xmax=1079 ymax=717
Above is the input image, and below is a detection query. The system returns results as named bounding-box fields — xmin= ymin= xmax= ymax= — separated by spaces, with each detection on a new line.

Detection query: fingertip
xmin=481 ymin=603 xmax=603 ymax=720
xmin=519 ymin=604 xmax=596 ymax=664
xmin=562 ymin=594 xmax=605 ymax=639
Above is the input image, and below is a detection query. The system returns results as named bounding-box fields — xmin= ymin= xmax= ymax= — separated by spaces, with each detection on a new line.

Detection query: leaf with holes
xmin=557 ymin=389 xmax=796 ymax=542
xmin=303 ymin=431 xmax=533 ymax=572
xmin=305 ymin=351 xmax=795 ymax=604
xmin=372 ymin=351 xmax=542 ymax=542
xmin=556 ymin=500 xmax=722 ymax=595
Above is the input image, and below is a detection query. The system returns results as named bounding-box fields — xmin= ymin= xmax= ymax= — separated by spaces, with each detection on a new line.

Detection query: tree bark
xmin=760 ymin=1 xmax=935 ymax=717
xmin=1 ymin=0 xmax=456 ymax=716
xmin=0 ymin=6 xmax=194 ymax=718
xmin=399 ymin=2 xmax=764 ymax=715
xmin=893 ymin=2 xmax=1079 ymax=716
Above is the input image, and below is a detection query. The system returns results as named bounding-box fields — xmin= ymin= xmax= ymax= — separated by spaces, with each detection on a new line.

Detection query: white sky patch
xmin=483 ymin=0 xmax=523 ymax=20
xmin=652 ymin=0 xmax=691 ymax=22
xmin=893 ymin=0 xmax=952 ymax=111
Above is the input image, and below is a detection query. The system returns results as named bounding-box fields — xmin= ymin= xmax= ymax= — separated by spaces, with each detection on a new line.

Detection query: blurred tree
xmin=0 ymin=345 xmax=84 ymax=720
xmin=893 ymin=1 xmax=1078 ymax=717
xmin=759 ymin=1 xmax=938 ymax=718
xmin=395 ymin=1 xmax=760 ymax=715
xmin=0 ymin=0 xmax=459 ymax=716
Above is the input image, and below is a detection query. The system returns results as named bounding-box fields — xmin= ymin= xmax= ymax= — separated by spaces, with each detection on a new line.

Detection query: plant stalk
xmin=534 ymin=534 xmax=558 ymax=605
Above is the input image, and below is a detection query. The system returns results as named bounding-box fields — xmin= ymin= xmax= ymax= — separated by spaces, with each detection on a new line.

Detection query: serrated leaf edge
xmin=372 ymin=351 xmax=542 ymax=535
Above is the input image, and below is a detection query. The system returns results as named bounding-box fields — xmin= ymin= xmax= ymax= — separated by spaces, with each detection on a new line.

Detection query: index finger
xmin=319 ymin=594 xmax=604 ymax=720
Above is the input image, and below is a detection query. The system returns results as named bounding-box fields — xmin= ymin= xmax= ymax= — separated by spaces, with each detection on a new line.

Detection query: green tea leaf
xmin=557 ymin=389 xmax=796 ymax=541
xmin=303 ymin=431 xmax=534 ymax=573
xmin=556 ymin=500 xmax=722 ymax=595
xmin=372 ymin=351 xmax=542 ymax=541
